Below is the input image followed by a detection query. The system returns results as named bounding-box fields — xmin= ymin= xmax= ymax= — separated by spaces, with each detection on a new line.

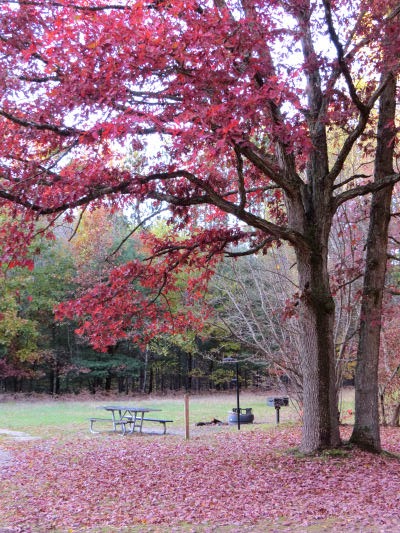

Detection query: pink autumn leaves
xmin=1 ymin=427 xmax=400 ymax=531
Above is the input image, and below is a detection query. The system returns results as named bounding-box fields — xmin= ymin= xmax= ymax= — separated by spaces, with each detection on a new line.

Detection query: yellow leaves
xmin=0 ymin=291 xmax=39 ymax=360
xmin=15 ymin=347 xmax=40 ymax=364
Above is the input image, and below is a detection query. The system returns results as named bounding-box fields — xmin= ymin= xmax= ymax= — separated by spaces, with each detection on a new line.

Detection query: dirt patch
xmin=0 ymin=429 xmax=40 ymax=466
xmin=0 ymin=428 xmax=40 ymax=441
xmin=0 ymin=448 xmax=12 ymax=466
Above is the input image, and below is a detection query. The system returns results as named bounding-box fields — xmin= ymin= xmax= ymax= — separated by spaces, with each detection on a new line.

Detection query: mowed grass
xmin=0 ymin=392 xmax=296 ymax=437
xmin=0 ymin=388 xmax=355 ymax=438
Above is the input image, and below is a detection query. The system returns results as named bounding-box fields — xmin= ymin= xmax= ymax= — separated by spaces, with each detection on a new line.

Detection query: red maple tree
xmin=0 ymin=0 xmax=399 ymax=452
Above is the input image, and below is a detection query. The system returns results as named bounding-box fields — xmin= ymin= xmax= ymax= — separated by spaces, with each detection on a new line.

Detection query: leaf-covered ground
xmin=1 ymin=427 xmax=400 ymax=532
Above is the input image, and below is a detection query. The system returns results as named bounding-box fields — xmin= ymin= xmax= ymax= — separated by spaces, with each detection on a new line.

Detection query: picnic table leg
xmin=112 ymin=410 xmax=128 ymax=434
xmin=138 ymin=412 xmax=145 ymax=433
xmin=110 ymin=411 xmax=117 ymax=431
xmin=126 ymin=414 xmax=136 ymax=434
xmin=128 ymin=412 xmax=143 ymax=433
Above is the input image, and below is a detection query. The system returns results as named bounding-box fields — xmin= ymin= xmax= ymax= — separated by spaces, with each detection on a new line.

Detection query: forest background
xmin=2 ymin=198 xmax=400 ymax=431
xmin=0 ymin=205 xmax=309 ymax=398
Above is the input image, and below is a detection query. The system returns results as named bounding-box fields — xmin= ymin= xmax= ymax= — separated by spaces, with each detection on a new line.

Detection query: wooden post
xmin=184 ymin=393 xmax=190 ymax=440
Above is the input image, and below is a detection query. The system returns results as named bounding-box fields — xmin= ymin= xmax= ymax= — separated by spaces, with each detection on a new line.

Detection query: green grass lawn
xmin=0 ymin=392 xmax=297 ymax=437
xmin=0 ymin=389 xmax=354 ymax=438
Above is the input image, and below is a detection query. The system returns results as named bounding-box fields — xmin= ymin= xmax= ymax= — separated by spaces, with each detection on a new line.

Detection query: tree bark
xmin=284 ymin=149 xmax=341 ymax=451
xmin=350 ymin=73 xmax=396 ymax=452
xmin=294 ymin=230 xmax=341 ymax=452
xmin=390 ymin=403 xmax=400 ymax=427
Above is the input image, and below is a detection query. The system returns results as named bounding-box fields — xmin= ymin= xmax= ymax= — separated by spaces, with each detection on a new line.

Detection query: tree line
xmin=0 ymin=211 xmax=278 ymax=396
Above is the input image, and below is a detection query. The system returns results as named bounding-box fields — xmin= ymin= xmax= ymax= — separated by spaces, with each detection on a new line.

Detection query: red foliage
xmin=1 ymin=427 xmax=400 ymax=530
xmin=0 ymin=0 xmax=399 ymax=348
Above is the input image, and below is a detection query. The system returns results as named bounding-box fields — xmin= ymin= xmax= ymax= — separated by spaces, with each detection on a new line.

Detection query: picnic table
xmin=89 ymin=405 xmax=173 ymax=435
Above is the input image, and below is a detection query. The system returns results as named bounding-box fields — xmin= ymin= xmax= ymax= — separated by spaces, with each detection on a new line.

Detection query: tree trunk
xmin=284 ymin=7 xmax=341 ymax=452
xmin=390 ymin=403 xmax=400 ymax=427
xmin=350 ymin=73 xmax=396 ymax=452
xmin=142 ymin=347 xmax=149 ymax=394
xmin=148 ymin=366 xmax=154 ymax=395
xmin=296 ymin=245 xmax=341 ymax=452
xmin=284 ymin=131 xmax=340 ymax=451
xmin=379 ymin=390 xmax=387 ymax=427
xmin=282 ymin=182 xmax=341 ymax=452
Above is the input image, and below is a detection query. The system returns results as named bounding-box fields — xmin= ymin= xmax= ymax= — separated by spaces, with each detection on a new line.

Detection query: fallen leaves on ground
xmin=1 ymin=426 xmax=400 ymax=532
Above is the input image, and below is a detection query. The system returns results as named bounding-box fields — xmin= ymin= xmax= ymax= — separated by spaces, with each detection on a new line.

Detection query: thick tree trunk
xmin=285 ymin=5 xmax=342 ymax=452
xmin=350 ymin=188 xmax=390 ymax=450
xmin=283 ymin=116 xmax=341 ymax=451
xmin=296 ymin=247 xmax=341 ymax=452
xmin=283 ymin=162 xmax=341 ymax=451
xmin=350 ymin=74 xmax=396 ymax=452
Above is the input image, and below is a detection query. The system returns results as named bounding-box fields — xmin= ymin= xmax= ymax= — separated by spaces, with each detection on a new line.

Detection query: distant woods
xmin=0 ymin=210 xmax=281 ymax=395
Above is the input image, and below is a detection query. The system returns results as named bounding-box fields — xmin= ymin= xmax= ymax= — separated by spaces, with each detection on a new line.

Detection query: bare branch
xmin=107 ymin=206 xmax=169 ymax=259
xmin=142 ymin=170 xmax=309 ymax=248
xmin=68 ymin=206 xmax=88 ymax=242
xmin=333 ymin=173 xmax=400 ymax=211
xmin=224 ymin=238 xmax=273 ymax=257
xmin=333 ymin=174 xmax=371 ymax=190
xmin=18 ymin=75 xmax=60 ymax=83
xmin=327 ymin=74 xmax=390 ymax=185
xmin=336 ymin=273 xmax=363 ymax=291
xmin=322 ymin=0 xmax=368 ymax=114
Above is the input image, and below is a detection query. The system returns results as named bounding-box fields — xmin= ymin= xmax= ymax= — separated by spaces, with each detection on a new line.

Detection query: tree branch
xmin=142 ymin=170 xmax=309 ymax=248
xmin=0 ymin=0 xmax=130 ymax=10
xmin=234 ymin=145 xmax=246 ymax=210
xmin=107 ymin=206 xmax=169 ymax=259
xmin=224 ymin=237 xmax=274 ymax=257
xmin=0 ymin=109 xmax=79 ymax=137
xmin=68 ymin=206 xmax=88 ymax=242
xmin=235 ymin=140 xmax=304 ymax=196
xmin=322 ymin=0 xmax=368 ymax=114
xmin=327 ymin=74 xmax=390 ymax=185
xmin=333 ymin=173 xmax=400 ymax=211
xmin=333 ymin=174 xmax=371 ymax=190
xmin=0 ymin=179 xmax=132 ymax=214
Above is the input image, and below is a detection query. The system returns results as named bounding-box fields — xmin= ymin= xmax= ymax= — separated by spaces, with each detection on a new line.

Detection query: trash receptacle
xmin=228 ymin=407 xmax=254 ymax=425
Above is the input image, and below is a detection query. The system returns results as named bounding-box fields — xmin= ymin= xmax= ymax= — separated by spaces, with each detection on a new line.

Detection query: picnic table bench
xmin=132 ymin=417 xmax=174 ymax=435
xmin=89 ymin=417 xmax=133 ymax=434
